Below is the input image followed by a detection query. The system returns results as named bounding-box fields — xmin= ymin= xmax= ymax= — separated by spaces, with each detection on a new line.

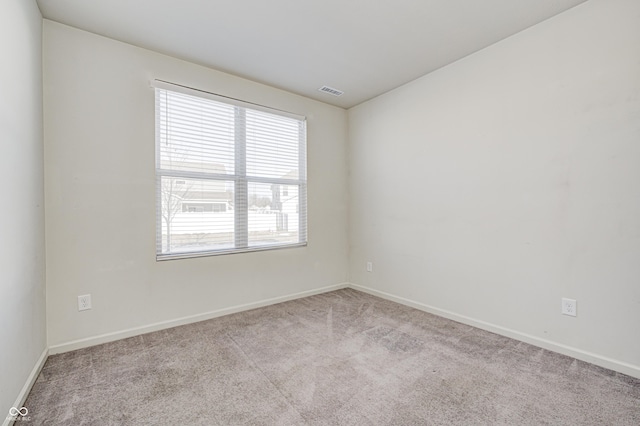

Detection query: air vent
xmin=318 ymin=86 xmax=344 ymax=97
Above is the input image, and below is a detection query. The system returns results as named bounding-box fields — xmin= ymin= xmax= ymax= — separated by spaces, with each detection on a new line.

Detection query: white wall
xmin=44 ymin=21 xmax=349 ymax=348
xmin=0 ymin=0 xmax=47 ymax=416
xmin=349 ymin=0 xmax=640 ymax=377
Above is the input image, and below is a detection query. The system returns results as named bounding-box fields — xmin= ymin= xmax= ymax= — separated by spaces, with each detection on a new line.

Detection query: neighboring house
xmin=178 ymin=181 xmax=233 ymax=213
xmin=165 ymin=161 xmax=234 ymax=213
xmin=270 ymin=170 xmax=300 ymax=233
xmin=162 ymin=160 xmax=299 ymax=244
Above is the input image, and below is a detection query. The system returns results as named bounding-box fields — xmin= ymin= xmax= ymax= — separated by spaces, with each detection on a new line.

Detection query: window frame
xmin=153 ymin=80 xmax=308 ymax=260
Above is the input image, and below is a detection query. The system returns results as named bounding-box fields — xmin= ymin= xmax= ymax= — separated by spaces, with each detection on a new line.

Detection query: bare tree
xmin=161 ymin=177 xmax=192 ymax=251
xmin=159 ymin=126 xmax=197 ymax=252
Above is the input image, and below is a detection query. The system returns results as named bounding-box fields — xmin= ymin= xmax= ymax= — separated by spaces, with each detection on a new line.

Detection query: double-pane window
xmin=154 ymin=81 xmax=307 ymax=259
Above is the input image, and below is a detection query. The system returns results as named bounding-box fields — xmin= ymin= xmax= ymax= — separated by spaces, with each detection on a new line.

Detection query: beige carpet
xmin=23 ymin=289 xmax=640 ymax=425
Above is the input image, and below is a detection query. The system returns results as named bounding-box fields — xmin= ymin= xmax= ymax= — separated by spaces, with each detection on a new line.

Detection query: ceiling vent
xmin=318 ymin=86 xmax=344 ymax=97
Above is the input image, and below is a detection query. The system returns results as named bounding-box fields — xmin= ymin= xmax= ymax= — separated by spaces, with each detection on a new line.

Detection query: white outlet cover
xmin=78 ymin=294 xmax=92 ymax=311
xmin=561 ymin=298 xmax=576 ymax=317
xmin=366 ymin=262 xmax=373 ymax=272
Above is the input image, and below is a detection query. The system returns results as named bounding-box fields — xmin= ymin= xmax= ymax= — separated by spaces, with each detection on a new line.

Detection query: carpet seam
xmin=225 ymin=331 xmax=309 ymax=424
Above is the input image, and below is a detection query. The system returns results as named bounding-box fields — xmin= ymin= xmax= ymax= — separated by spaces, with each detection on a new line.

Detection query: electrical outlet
xmin=78 ymin=294 xmax=92 ymax=311
xmin=561 ymin=298 xmax=576 ymax=317
xmin=366 ymin=261 xmax=373 ymax=272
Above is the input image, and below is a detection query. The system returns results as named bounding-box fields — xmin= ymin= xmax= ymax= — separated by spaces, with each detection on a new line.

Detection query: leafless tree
xmin=161 ymin=177 xmax=192 ymax=251
xmin=159 ymin=134 xmax=194 ymax=252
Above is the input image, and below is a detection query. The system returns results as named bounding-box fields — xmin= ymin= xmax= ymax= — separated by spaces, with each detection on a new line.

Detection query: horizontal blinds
xmin=152 ymin=80 xmax=305 ymax=122
xmin=246 ymin=109 xmax=301 ymax=180
xmin=157 ymin=90 xmax=236 ymax=175
xmin=155 ymin=82 xmax=307 ymax=259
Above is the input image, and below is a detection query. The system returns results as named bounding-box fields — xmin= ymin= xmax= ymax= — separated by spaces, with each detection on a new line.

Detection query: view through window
xmin=155 ymin=82 xmax=307 ymax=259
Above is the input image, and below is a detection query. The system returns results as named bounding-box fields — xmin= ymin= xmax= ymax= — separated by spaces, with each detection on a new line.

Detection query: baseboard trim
xmin=49 ymin=282 xmax=349 ymax=355
xmin=348 ymin=283 xmax=640 ymax=379
xmin=45 ymin=281 xmax=640 ymax=378
xmin=3 ymin=347 xmax=48 ymax=426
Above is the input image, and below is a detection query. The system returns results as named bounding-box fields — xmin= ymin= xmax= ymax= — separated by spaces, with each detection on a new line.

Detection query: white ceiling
xmin=36 ymin=0 xmax=588 ymax=109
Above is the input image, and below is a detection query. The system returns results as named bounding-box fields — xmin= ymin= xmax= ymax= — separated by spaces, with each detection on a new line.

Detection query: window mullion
xmin=234 ymin=107 xmax=248 ymax=249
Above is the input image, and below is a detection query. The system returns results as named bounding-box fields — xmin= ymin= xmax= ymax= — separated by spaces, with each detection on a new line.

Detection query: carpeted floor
xmin=22 ymin=289 xmax=640 ymax=425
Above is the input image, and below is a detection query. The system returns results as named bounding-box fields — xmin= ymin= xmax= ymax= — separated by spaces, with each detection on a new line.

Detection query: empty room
xmin=2 ymin=0 xmax=639 ymax=424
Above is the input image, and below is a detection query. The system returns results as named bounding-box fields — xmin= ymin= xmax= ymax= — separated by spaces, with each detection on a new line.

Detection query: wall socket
xmin=366 ymin=261 xmax=373 ymax=272
xmin=78 ymin=294 xmax=92 ymax=311
xmin=561 ymin=298 xmax=576 ymax=317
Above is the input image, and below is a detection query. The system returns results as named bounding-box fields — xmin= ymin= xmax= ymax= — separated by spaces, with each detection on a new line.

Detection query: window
xmin=154 ymin=81 xmax=307 ymax=259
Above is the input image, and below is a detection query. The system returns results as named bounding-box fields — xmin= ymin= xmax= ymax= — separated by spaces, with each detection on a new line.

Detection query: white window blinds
xmin=154 ymin=81 xmax=307 ymax=260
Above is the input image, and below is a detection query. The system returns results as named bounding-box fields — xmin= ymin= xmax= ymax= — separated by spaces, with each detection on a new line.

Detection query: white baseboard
xmin=43 ymin=281 xmax=640 ymax=379
xmin=3 ymin=347 xmax=48 ymax=426
xmin=348 ymin=283 xmax=640 ymax=379
xmin=49 ymin=282 xmax=349 ymax=355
